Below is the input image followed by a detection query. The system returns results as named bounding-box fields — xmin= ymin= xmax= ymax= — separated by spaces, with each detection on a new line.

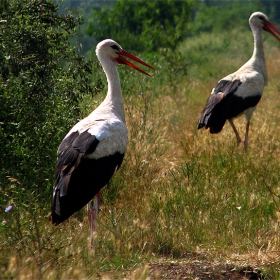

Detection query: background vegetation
xmin=1 ymin=0 xmax=280 ymax=279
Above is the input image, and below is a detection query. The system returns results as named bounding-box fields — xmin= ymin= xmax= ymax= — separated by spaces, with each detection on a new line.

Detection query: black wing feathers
xmin=52 ymin=130 xmax=100 ymax=223
xmin=58 ymin=131 xmax=79 ymax=154
xmin=197 ymin=79 xmax=242 ymax=133
xmin=52 ymin=152 xmax=124 ymax=225
xmin=52 ymin=128 xmax=125 ymax=225
xmin=72 ymin=131 xmax=99 ymax=154
xmin=212 ymin=79 xmax=241 ymax=95
xmin=56 ymin=131 xmax=99 ymax=173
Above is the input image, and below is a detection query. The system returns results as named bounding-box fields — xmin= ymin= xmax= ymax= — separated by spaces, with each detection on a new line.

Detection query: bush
xmin=86 ymin=0 xmax=195 ymax=52
xmin=189 ymin=1 xmax=264 ymax=35
xmin=0 ymin=0 xmax=98 ymax=207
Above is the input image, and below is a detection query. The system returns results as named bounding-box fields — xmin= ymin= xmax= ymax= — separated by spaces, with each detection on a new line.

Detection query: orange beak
xmin=115 ymin=50 xmax=156 ymax=77
xmin=263 ymin=21 xmax=280 ymax=41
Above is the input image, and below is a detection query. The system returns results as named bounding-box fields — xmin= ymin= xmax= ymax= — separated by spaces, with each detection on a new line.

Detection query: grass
xmin=1 ymin=28 xmax=280 ymax=279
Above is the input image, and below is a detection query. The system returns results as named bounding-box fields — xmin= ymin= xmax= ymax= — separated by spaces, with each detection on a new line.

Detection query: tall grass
xmin=1 ymin=29 xmax=280 ymax=279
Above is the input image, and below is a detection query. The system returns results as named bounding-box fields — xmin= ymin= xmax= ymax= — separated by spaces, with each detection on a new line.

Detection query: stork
xmin=197 ymin=12 xmax=280 ymax=148
xmin=51 ymin=39 xmax=155 ymax=249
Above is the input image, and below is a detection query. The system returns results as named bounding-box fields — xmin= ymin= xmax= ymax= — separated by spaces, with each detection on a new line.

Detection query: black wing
xmin=51 ymin=129 xmax=125 ymax=225
xmin=55 ymin=130 xmax=100 ymax=195
xmin=197 ymin=79 xmax=242 ymax=133
xmin=51 ymin=130 xmax=100 ymax=223
xmin=212 ymin=79 xmax=241 ymax=95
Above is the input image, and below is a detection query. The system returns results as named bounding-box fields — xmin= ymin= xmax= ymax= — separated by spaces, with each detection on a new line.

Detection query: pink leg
xmin=244 ymin=121 xmax=250 ymax=149
xmin=228 ymin=119 xmax=241 ymax=145
xmin=87 ymin=190 xmax=101 ymax=250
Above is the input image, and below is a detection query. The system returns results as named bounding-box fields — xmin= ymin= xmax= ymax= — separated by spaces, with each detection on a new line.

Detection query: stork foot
xmin=236 ymin=138 xmax=242 ymax=146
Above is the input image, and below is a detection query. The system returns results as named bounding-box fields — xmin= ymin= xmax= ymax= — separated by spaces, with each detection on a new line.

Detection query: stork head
xmin=249 ymin=12 xmax=280 ymax=41
xmin=96 ymin=39 xmax=155 ymax=76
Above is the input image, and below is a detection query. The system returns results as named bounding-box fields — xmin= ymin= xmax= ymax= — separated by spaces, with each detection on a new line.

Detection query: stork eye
xmin=111 ymin=45 xmax=120 ymax=51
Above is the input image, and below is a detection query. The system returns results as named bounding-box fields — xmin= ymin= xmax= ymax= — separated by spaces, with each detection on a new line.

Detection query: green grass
xmin=1 ymin=28 xmax=280 ymax=279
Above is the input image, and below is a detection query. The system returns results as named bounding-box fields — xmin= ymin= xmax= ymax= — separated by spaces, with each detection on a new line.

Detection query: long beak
xmin=116 ymin=50 xmax=155 ymax=77
xmin=264 ymin=21 xmax=280 ymax=41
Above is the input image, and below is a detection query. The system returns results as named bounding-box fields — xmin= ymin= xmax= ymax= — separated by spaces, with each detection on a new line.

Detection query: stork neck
xmin=99 ymin=56 xmax=125 ymax=121
xmin=252 ymin=27 xmax=265 ymax=61
xmin=250 ymin=26 xmax=267 ymax=84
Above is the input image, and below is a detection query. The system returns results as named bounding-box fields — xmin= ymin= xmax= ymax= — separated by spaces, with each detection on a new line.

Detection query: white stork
xmin=51 ymin=39 xmax=155 ymax=249
xmin=197 ymin=12 xmax=280 ymax=148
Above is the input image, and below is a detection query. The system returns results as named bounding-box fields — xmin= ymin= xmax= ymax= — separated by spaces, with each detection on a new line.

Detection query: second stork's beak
xmin=263 ymin=21 xmax=280 ymax=41
xmin=116 ymin=50 xmax=156 ymax=77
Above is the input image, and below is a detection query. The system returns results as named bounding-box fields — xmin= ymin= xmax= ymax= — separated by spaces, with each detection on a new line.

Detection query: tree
xmin=189 ymin=1 xmax=264 ymax=35
xmin=189 ymin=0 xmax=280 ymax=35
xmin=85 ymin=0 xmax=195 ymax=52
xmin=0 ymin=0 xmax=97 ymax=204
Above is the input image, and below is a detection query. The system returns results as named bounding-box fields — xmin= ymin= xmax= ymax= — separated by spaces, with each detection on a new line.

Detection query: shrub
xmin=86 ymin=0 xmax=195 ymax=52
xmin=0 ymin=0 xmax=98 ymax=209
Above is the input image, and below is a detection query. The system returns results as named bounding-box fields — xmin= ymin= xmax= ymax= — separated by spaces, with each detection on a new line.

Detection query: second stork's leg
xmin=244 ymin=121 xmax=250 ymax=149
xmin=228 ymin=119 xmax=242 ymax=145
xmin=87 ymin=190 xmax=101 ymax=250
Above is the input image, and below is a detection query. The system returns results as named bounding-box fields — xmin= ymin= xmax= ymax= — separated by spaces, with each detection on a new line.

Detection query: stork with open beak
xmin=51 ymin=39 xmax=155 ymax=249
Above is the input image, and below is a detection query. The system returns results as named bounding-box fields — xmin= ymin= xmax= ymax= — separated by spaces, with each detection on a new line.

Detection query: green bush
xmin=0 ymin=0 xmax=98 ymax=206
xmin=86 ymin=0 xmax=195 ymax=52
xmin=189 ymin=1 xmax=264 ymax=35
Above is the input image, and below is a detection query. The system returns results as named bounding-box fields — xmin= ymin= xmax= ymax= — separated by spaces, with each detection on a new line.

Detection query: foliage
xmin=0 ymin=1 xmax=103 ymax=277
xmin=85 ymin=0 xmax=195 ymax=52
xmin=0 ymin=0 xmax=98 ymax=205
xmin=189 ymin=0 xmax=265 ymax=35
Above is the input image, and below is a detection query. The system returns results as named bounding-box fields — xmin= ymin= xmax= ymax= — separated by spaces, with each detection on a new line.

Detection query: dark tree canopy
xmin=86 ymin=0 xmax=194 ymax=52
xmin=0 ymin=0 xmax=96 ymax=201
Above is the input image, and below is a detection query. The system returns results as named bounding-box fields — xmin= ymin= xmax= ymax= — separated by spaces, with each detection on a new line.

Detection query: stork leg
xmin=87 ymin=190 xmax=101 ymax=250
xmin=244 ymin=121 xmax=250 ymax=149
xmin=228 ymin=119 xmax=242 ymax=145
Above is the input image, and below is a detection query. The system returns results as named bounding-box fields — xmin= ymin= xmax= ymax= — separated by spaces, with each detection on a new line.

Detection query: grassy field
xmin=1 ymin=28 xmax=280 ymax=279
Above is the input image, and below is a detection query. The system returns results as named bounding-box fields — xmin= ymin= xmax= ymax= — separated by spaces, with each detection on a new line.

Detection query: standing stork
xmin=51 ymin=39 xmax=155 ymax=249
xmin=197 ymin=12 xmax=280 ymax=148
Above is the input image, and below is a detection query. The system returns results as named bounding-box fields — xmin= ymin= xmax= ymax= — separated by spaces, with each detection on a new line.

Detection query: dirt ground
xmin=124 ymin=253 xmax=271 ymax=280
xmin=147 ymin=261 xmax=264 ymax=280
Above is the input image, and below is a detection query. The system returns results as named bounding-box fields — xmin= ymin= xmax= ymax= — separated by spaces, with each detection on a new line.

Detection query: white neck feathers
xmin=96 ymin=52 xmax=125 ymax=122
xmin=249 ymin=25 xmax=268 ymax=84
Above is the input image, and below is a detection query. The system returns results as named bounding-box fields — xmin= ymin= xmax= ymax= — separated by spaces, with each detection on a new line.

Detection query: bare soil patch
xmin=125 ymin=253 xmax=269 ymax=280
xmin=148 ymin=261 xmax=264 ymax=280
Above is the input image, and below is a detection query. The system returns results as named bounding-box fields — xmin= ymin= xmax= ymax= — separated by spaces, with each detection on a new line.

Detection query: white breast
xmin=65 ymin=116 xmax=127 ymax=159
xmin=87 ymin=118 xmax=128 ymax=159
xmin=235 ymin=71 xmax=265 ymax=98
